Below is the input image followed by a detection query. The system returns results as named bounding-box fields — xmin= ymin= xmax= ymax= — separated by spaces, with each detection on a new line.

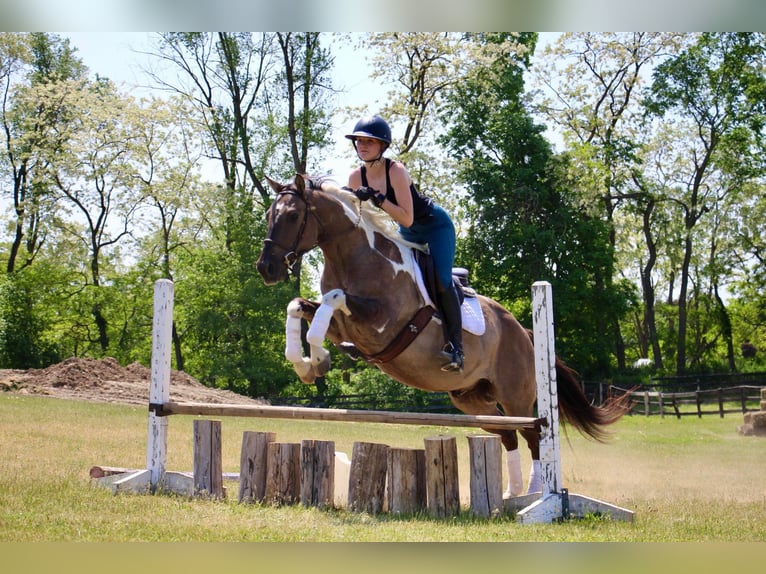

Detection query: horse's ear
xmin=294 ymin=174 xmax=307 ymax=195
xmin=265 ymin=176 xmax=281 ymax=194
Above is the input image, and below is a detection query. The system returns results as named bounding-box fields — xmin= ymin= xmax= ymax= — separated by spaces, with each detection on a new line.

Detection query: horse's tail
xmin=555 ymin=358 xmax=632 ymax=442
xmin=525 ymin=329 xmax=631 ymax=442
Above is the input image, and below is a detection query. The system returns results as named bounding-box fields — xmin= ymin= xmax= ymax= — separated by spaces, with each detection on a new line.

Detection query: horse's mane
xmin=315 ymin=177 xmax=427 ymax=253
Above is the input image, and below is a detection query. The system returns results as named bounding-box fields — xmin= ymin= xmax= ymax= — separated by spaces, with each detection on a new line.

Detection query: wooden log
xmin=155 ymin=402 xmax=542 ymax=431
xmin=238 ymin=431 xmax=276 ymax=503
xmin=347 ymin=442 xmax=389 ymax=514
xmin=386 ymin=448 xmax=426 ymax=515
xmin=300 ymin=439 xmax=335 ymax=509
xmin=424 ymin=436 xmax=460 ymax=518
xmin=264 ymin=442 xmax=301 ymax=505
xmin=467 ymin=435 xmax=503 ymax=518
xmin=193 ymin=419 xmax=223 ymax=499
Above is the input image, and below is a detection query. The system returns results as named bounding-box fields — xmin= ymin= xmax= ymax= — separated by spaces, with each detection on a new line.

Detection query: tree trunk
xmin=676 ymin=233 xmax=693 ymax=374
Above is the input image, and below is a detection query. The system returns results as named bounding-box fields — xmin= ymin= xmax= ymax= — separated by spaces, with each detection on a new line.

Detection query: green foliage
xmin=0 ymin=271 xmax=60 ymax=368
xmin=174 ymin=190 xmax=298 ymax=398
xmin=442 ymin=34 xmax=629 ymax=377
xmin=2 ymin=32 xmax=766 ymax=395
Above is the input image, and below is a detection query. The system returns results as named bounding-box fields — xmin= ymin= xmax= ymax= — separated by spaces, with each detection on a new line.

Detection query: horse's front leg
xmin=285 ymin=298 xmax=318 ymax=383
xmin=305 ymin=289 xmax=351 ymax=374
xmin=284 ymin=289 xmax=351 ymax=383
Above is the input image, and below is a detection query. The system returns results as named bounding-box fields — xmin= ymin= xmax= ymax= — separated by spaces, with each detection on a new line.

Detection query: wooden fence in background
xmin=612 ymin=385 xmax=762 ymax=418
xmin=272 ymin=373 xmax=766 ymax=421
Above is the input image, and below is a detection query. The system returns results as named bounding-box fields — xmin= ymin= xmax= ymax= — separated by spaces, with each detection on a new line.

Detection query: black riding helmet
xmin=345 ymin=114 xmax=392 ymax=158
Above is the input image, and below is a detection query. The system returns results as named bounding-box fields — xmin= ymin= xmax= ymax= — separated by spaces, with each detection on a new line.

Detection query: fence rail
xmin=270 ymin=376 xmax=766 ymax=420
xmin=600 ymin=385 xmax=763 ymax=419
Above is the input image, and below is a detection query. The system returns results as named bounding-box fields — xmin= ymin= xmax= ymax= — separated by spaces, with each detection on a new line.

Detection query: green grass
xmin=1 ymin=394 xmax=765 ymax=542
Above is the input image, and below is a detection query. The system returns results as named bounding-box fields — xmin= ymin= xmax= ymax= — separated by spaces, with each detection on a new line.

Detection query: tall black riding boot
xmin=438 ymin=284 xmax=464 ymax=372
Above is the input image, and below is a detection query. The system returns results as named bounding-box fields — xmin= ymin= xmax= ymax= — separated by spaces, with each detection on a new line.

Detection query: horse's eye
xmin=287 ymin=211 xmax=300 ymax=222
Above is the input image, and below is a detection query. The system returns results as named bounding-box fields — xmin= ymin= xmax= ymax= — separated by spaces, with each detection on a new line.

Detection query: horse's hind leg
xmin=448 ymin=381 xmax=526 ymax=497
xmin=520 ymin=428 xmax=542 ymax=493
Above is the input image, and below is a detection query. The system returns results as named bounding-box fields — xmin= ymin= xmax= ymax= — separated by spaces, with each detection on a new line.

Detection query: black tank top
xmin=361 ymin=159 xmax=433 ymax=224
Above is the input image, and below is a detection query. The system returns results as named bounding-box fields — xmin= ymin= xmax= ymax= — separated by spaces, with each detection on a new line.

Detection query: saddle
xmin=413 ymin=250 xmax=477 ymax=304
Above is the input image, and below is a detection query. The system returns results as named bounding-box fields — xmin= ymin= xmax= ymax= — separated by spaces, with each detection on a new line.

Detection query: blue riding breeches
xmin=398 ymin=203 xmax=456 ymax=291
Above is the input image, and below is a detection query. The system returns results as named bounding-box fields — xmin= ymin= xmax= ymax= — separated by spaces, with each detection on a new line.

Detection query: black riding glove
xmin=354 ymin=186 xmax=377 ymax=201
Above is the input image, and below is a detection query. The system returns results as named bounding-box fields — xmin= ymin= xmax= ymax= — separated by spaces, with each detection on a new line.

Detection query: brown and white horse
xmin=256 ymin=174 xmax=628 ymax=496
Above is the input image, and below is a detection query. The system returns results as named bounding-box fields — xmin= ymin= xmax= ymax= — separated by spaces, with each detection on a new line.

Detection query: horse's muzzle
xmin=256 ymin=249 xmax=287 ymax=285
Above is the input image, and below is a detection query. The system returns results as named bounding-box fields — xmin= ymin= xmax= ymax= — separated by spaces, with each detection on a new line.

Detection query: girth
xmin=362 ymin=306 xmax=435 ymax=364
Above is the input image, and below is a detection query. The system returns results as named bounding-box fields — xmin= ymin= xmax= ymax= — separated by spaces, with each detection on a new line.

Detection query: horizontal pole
xmin=153 ymin=402 xmax=544 ymax=432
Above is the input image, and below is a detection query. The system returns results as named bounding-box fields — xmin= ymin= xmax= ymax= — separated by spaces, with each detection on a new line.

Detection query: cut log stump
xmin=424 ymin=436 xmax=460 ymax=517
xmin=238 ymin=431 xmax=276 ymax=503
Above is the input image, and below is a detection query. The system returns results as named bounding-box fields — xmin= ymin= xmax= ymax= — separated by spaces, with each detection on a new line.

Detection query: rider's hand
xmin=354 ymin=186 xmax=377 ymax=201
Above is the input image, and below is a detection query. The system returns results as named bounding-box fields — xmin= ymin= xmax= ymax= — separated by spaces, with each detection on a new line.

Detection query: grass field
xmin=1 ymin=393 xmax=764 ymax=544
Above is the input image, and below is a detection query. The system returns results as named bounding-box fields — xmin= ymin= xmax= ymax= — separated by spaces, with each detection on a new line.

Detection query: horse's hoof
xmin=336 ymin=342 xmax=362 ymax=360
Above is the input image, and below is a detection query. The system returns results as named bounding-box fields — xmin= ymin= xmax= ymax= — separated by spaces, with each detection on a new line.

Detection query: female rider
xmin=345 ymin=114 xmax=464 ymax=372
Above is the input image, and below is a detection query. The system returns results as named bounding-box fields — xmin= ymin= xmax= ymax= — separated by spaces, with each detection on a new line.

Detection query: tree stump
xmin=193 ymin=419 xmax=223 ymax=499
xmin=264 ymin=442 xmax=301 ymax=505
xmin=467 ymin=434 xmax=504 ymax=517
xmin=238 ymin=431 xmax=276 ymax=503
xmin=387 ymin=447 xmax=426 ymax=515
xmin=424 ymin=436 xmax=460 ymax=517
xmin=347 ymin=442 xmax=389 ymax=513
xmin=300 ymin=439 xmax=335 ymax=509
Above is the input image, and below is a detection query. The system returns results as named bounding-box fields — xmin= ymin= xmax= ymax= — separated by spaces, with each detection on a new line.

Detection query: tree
xmin=531 ymin=32 xmax=680 ymax=370
xmin=644 ymin=32 xmax=766 ymax=373
xmin=443 ymin=33 xmax=628 ymax=376
xmin=25 ymin=77 xmax=148 ymax=353
xmin=1 ymin=33 xmax=90 ymax=367
xmin=2 ymin=33 xmax=86 ymax=275
xmin=144 ymin=33 xmax=336 ymax=396
xmin=361 ymin=33 xmax=532 ymax=224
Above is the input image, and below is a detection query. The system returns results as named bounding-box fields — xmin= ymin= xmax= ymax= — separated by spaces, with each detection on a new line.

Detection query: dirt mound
xmin=0 ymin=357 xmax=265 ymax=406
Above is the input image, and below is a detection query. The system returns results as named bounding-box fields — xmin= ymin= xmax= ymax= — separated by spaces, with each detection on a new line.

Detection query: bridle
xmin=263 ymin=188 xmax=315 ymax=276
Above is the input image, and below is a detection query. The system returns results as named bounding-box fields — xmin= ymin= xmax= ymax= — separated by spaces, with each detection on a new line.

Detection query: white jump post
xmin=98 ymin=279 xmax=174 ymax=494
xmin=147 ymin=278 xmax=174 ymax=492
xmin=515 ymin=281 xmax=634 ymax=523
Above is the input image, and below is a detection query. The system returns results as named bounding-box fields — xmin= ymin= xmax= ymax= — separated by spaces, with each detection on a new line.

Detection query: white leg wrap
xmin=284 ymin=302 xmax=313 ymax=380
xmin=305 ymin=289 xmax=351 ymax=368
xmin=504 ymin=449 xmax=524 ymax=498
xmin=527 ymin=459 xmax=542 ymax=494
xmin=306 ymin=289 xmax=350 ymax=347
xmin=284 ymin=304 xmax=305 ymax=363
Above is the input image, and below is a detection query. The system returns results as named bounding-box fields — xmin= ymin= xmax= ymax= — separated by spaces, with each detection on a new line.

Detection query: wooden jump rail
xmin=150 ymin=401 xmax=545 ymax=432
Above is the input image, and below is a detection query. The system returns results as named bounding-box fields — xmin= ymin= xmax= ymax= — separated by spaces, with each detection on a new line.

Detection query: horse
xmin=256 ymin=174 xmax=629 ymax=496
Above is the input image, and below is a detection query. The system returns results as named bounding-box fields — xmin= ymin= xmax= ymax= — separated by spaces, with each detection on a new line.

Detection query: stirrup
xmin=440 ymin=344 xmax=464 ymax=372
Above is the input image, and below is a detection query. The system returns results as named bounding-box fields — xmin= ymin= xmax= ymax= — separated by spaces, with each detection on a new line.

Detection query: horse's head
xmin=257 ymin=174 xmax=318 ymax=285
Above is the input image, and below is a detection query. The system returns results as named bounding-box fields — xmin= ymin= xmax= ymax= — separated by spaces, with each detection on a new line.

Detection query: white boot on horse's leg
xmin=504 ymin=449 xmax=524 ymax=498
xmin=305 ymin=290 xmax=350 ymax=376
xmin=527 ymin=460 xmax=542 ymax=494
xmin=285 ymin=302 xmax=315 ymax=383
